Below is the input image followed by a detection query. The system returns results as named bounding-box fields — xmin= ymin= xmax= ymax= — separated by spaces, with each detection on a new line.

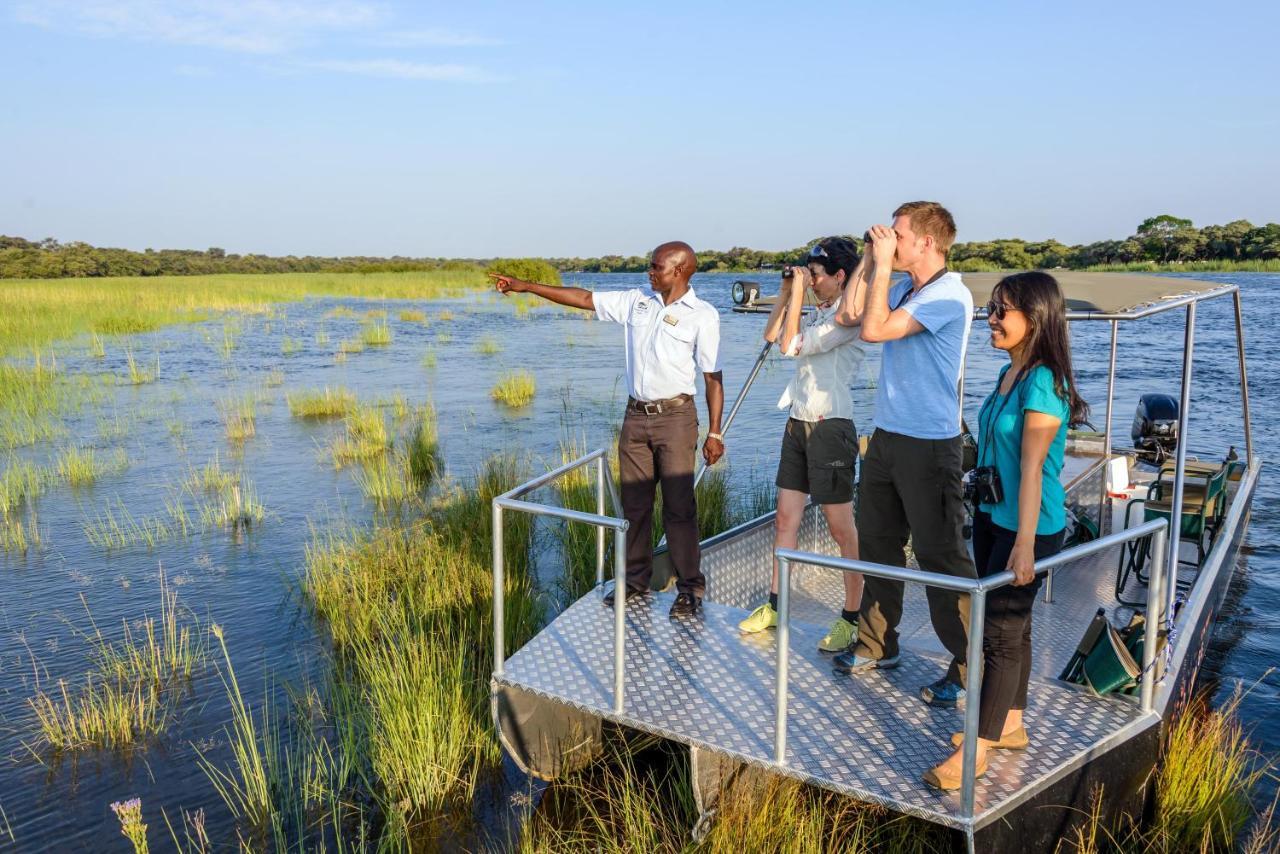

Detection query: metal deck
xmin=495 ymin=579 xmax=1150 ymax=828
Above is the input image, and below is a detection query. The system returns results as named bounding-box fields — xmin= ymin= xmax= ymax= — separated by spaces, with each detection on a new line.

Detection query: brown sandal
xmin=950 ymin=726 xmax=1029 ymax=751
xmin=923 ymin=754 xmax=989 ymax=790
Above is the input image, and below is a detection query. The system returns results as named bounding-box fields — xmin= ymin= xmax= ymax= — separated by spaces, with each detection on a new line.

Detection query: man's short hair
xmin=893 ymin=201 xmax=957 ymax=254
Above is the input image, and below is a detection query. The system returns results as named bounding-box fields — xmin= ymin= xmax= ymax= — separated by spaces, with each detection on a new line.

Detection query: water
xmin=0 ymin=272 xmax=1275 ymax=849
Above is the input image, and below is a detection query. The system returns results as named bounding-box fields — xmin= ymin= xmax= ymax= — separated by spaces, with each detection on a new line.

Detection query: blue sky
xmin=2 ymin=1 xmax=1278 ymax=258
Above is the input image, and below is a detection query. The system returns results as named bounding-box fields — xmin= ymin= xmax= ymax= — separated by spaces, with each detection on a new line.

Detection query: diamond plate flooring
xmin=496 ymin=589 xmax=1147 ymax=827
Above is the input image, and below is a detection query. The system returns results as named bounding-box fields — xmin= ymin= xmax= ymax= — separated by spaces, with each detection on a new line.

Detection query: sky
xmin=2 ymin=0 xmax=1278 ymax=258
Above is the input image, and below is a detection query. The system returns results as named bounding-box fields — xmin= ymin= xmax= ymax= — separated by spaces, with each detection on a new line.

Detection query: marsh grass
xmin=264 ymin=369 xmax=285 ymax=388
xmin=28 ymin=577 xmax=203 ymax=752
xmin=286 ymin=387 xmax=357 ymax=420
xmin=0 ymin=510 xmax=41 ymax=552
xmin=364 ymin=309 xmax=387 ymax=320
xmin=56 ymin=445 xmax=128 ymax=487
xmin=360 ymin=321 xmax=392 ymax=347
xmin=476 ymin=336 xmax=502 ymax=356
xmin=125 ymin=349 xmax=158 ymax=385
xmin=437 ymin=310 xmax=455 ymax=322
xmin=314 ymin=327 xmax=330 ymax=348
xmin=338 ymin=339 xmax=365 ymax=355
xmin=185 ymin=454 xmax=238 ymax=494
xmin=324 ymin=306 xmax=358 ymax=320
xmin=199 ymin=481 xmax=265 ymax=531
xmin=420 ymin=349 xmax=437 ymax=369
xmin=331 ymin=405 xmax=389 ymax=467
xmin=492 ymin=370 xmax=536 ymax=407
xmin=398 ymin=309 xmax=427 ymax=323
xmin=83 ymin=499 xmax=176 ymax=550
xmin=89 ymin=332 xmax=106 ymax=359
xmin=1 ymin=455 xmax=46 ymax=516
xmin=436 ymin=332 xmax=452 ymax=345
xmin=406 ymin=404 xmax=441 ymax=487
xmin=280 ymin=336 xmax=301 ymax=356
xmin=354 ymin=455 xmax=419 ymax=507
xmin=218 ymin=395 xmax=257 ymax=443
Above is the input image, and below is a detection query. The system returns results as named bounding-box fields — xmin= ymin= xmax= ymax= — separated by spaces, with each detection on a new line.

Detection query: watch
xmin=707 ymin=432 xmax=723 ymax=441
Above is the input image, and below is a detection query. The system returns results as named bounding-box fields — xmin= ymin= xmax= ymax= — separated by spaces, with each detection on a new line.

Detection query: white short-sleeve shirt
xmin=593 ymin=287 xmax=721 ymax=401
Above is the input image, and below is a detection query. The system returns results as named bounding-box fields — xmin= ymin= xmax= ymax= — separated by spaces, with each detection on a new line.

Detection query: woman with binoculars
xmin=737 ymin=237 xmax=869 ymax=653
xmin=924 ymin=271 xmax=1089 ymax=790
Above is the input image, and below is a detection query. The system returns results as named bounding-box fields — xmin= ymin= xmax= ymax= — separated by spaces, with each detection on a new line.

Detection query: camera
xmin=963 ymin=465 xmax=1003 ymax=506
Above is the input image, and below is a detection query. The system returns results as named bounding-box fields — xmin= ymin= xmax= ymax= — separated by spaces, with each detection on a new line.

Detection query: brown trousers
xmin=618 ymin=402 xmax=704 ymax=596
xmin=853 ymin=429 xmax=977 ymax=683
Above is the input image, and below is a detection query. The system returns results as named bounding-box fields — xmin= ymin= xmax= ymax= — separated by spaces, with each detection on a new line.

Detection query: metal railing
xmin=774 ymin=518 xmax=1168 ymax=818
xmin=491 ymin=448 xmax=631 ymax=713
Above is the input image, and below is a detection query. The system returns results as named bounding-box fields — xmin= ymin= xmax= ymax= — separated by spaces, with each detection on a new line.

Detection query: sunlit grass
xmin=420 ymin=348 xmax=437 ymax=369
xmin=1 ymin=455 xmax=46 ymax=516
xmin=56 ymin=445 xmax=128 ymax=486
xmin=407 ymin=404 xmax=441 ymax=487
xmin=398 ymin=309 xmax=427 ymax=323
xmin=437 ymin=310 xmax=455 ymax=322
xmin=29 ymin=675 xmax=168 ymax=752
xmin=360 ymin=321 xmax=392 ymax=347
xmin=354 ymin=456 xmax=419 ymax=507
xmin=364 ymin=308 xmax=387 ymax=320
xmin=330 ymin=404 xmax=389 ymax=467
xmin=83 ymin=499 xmax=176 ymax=550
xmin=184 ymin=454 xmax=238 ymax=493
xmin=89 ymin=573 xmax=204 ymax=689
xmin=314 ymin=327 xmax=330 ymax=347
xmin=125 ymin=349 xmax=157 ymax=385
xmin=338 ymin=338 xmax=365 ymax=355
xmin=476 ymin=336 xmax=502 ymax=356
xmin=89 ymin=332 xmax=106 ymax=359
xmin=324 ymin=306 xmax=358 ymax=320
xmin=218 ymin=394 xmax=257 ymax=443
xmin=0 ymin=510 xmax=41 ymax=553
xmin=280 ymin=336 xmax=301 ymax=356
xmin=198 ymin=481 xmax=265 ymax=531
xmin=491 ymin=370 xmax=536 ymax=407
xmin=264 ymin=368 xmax=285 ymax=388
xmin=286 ymin=386 xmax=356 ymax=420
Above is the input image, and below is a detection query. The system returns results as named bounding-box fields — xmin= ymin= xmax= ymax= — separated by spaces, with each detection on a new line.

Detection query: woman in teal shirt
xmin=925 ymin=272 xmax=1089 ymax=790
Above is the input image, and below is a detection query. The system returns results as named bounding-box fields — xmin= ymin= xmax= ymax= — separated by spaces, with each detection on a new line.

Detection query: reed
xmin=286 ymin=386 xmax=356 ymax=420
xmin=89 ymin=574 xmax=204 ymax=688
xmin=83 ymin=499 xmax=174 ymax=550
xmin=406 ymin=404 xmax=441 ymax=487
xmin=314 ymin=327 xmax=330 ymax=347
xmin=184 ymin=454 xmax=238 ymax=493
xmin=330 ymin=405 xmax=389 ymax=467
xmin=56 ymin=445 xmax=128 ymax=487
xmin=1 ymin=455 xmax=46 ymax=516
xmin=353 ymin=455 xmax=419 ymax=507
xmin=218 ymin=395 xmax=257 ymax=443
xmin=476 ymin=336 xmax=502 ymax=356
xmin=199 ymin=481 xmax=265 ymax=530
xmin=264 ymin=369 xmax=285 ymax=388
xmin=125 ymin=349 xmax=157 ymax=385
xmin=280 ymin=336 xmax=301 ymax=356
xmin=437 ymin=310 xmax=455 ymax=322
xmin=89 ymin=332 xmax=106 ymax=359
xmin=338 ymin=338 xmax=365 ymax=355
xmin=360 ymin=321 xmax=393 ymax=347
xmin=0 ymin=510 xmax=41 ymax=552
xmin=420 ymin=348 xmax=437 ymax=369
xmin=491 ymin=370 xmax=537 ymax=407
xmin=398 ymin=309 xmax=427 ymax=323
xmin=364 ymin=308 xmax=387 ymax=320
xmin=29 ymin=675 xmax=168 ymax=751
xmin=324 ymin=306 xmax=358 ymax=320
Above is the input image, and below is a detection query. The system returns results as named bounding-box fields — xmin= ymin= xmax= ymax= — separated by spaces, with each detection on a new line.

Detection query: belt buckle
xmin=643 ymin=402 xmax=661 ymax=415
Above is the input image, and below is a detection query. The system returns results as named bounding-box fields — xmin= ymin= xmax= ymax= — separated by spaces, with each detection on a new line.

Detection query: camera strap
xmin=978 ymin=364 xmax=1028 ymax=470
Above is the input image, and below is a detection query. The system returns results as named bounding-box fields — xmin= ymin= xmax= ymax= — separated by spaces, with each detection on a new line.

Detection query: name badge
xmin=663 ymin=315 xmax=679 ymax=326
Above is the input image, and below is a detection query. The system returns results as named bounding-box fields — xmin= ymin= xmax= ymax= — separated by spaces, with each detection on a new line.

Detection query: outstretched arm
xmin=489 ymin=273 xmax=594 ymax=311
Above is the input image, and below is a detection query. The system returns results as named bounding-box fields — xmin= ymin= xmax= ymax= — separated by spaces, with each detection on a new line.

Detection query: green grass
xmin=286 ymin=386 xmax=356 ymax=420
xmin=398 ymin=309 xmax=427 ymax=323
xmin=0 ymin=509 xmax=41 ymax=553
xmin=0 ymin=270 xmax=486 ymax=359
xmin=280 ymin=336 xmax=301 ymax=356
xmin=89 ymin=332 xmax=106 ymax=359
xmin=217 ymin=395 xmax=257 ymax=443
xmin=353 ymin=455 xmax=419 ymax=507
xmin=83 ymin=499 xmax=176 ymax=550
xmin=360 ymin=321 xmax=392 ymax=347
xmin=476 ymin=336 xmax=502 ymax=356
xmin=314 ymin=327 xmax=330 ymax=347
xmin=437 ymin=309 xmax=455 ymax=322
xmin=125 ymin=349 xmax=157 ymax=385
xmin=330 ymin=404 xmax=389 ymax=467
xmin=56 ymin=445 xmax=128 ymax=487
xmin=406 ymin=404 xmax=441 ymax=487
xmin=198 ymin=481 xmax=265 ymax=531
xmin=184 ymin=454 xmax=238 ymax=493
xmin=29 ymin=674 xmax=168 ymax=752
xmin=491 ymin=370 xmax=536 ymax=407
xmin=420 ymin=348 xmax=437 ymax=369
xmin=1 ymin=455 xmax=46 ymax=516
xmin=338 ymin=338 xmax=365 ymax=355
xmin=324 ymin=306 xmax=358 ymax=320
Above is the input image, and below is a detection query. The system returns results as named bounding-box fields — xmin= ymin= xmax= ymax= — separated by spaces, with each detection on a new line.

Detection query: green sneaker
xmin=818 ymin=617 xmax=858 ymax=653
xmin=738 ymin=603 xmax=777 ymax=633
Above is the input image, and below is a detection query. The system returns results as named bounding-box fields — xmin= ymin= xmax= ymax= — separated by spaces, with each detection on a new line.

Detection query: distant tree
xmin=1135 ymin=215 xmax=1194 ymax=263
xmin=488 ymin=257 xmax=561 ymax=285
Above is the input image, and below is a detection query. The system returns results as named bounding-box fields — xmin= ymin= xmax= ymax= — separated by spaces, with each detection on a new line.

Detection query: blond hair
xmin=893 ymin=201 xmax=957 ymax=254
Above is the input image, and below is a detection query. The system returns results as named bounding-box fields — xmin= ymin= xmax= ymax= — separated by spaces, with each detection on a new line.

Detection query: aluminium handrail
xmin=774 ymin=517 xmax=1167 ymax=821
xmin=492 ymin=449 xmax=631 ymax=713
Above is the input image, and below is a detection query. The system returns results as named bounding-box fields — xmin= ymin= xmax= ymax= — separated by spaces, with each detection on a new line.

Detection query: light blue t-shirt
xmin=978 ymin=364 xmax=1070 ymax=535
xmin=873 ymin=272 xmax=973 ymax=439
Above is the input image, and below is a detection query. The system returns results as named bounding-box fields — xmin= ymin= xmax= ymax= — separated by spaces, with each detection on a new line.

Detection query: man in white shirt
xmin=490 ymin=241 xmax=724 ymax=618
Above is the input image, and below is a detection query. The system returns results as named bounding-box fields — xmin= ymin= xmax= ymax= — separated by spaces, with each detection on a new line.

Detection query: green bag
xmin=1082 ymin=623 xmax=1141 ymax=694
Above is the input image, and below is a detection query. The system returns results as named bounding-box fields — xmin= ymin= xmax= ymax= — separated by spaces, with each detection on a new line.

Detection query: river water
xmin=0 ymin=272 xmax=1274 ymax=849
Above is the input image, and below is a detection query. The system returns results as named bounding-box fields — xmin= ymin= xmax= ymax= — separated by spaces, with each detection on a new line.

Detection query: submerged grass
xmin=125 ymin=349 xmax=157 ymax=385
xmin=360 ymin=321 xmax=392 ymax=347
xmin=286 ymin=386 xmax=356 ymax=420
xmin=398 ymin=309 xmax=427 ymax=323
xmin=56 ymin=445 xmax=128 ymax=486
xmin=218 ymin=395 xmax=257 ymax=443
xmin=330 ymin=404 xmax=389 ymax=467
xmin=492 ymin=370 xmax=536 ymax=407
xmin=476 ymin=336 xmax=502 ymax=356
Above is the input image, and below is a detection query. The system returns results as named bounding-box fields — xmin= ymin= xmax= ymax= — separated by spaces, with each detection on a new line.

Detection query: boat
xmin=488 ymin=273 xmax=1258 ymax=852
xmin=731 ymin=278 xmax=820 ymax=313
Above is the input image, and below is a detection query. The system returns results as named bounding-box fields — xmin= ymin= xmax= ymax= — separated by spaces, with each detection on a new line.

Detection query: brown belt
xmin=627 ymin=394 xmax=692 ymax=415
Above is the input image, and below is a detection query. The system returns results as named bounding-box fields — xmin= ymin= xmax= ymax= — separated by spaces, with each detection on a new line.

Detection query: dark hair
xmin=810 ymin=236 xmax=860 ymax=288
xmin=992 ymin=272 xmax=1090 ymax=427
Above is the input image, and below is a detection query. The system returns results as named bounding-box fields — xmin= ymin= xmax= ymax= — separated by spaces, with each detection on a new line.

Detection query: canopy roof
xmin=961 ymin=272 xmax=1226 ymax=316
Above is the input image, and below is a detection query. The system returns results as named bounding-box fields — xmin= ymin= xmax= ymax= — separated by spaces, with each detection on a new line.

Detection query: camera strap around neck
xmin=979 ymin=363 xmax=1028 ymax=469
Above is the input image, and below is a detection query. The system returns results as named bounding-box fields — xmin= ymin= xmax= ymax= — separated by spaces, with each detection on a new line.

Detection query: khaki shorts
xmin=775 ymin=417 xmax=857 ymax=505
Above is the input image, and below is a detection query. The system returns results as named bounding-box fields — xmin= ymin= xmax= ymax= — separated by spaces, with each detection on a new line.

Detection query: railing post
xmin=1166 ymin=302 xmax=1196 ymax=622
xmin=960 ymin=588 xmax=987 ymax=817
xmin=774 ymin=554 xmax=791 ymax=764
xmin=1232 ymin=290 xmax=1253 ymax=465
xmin=1141 ymin=525 xmax=1168 ymax=713
xmin=596 ymin=455 xmax=606 ymax=586
xmin=613 ymin=524 xmax=627 ymax=714
xmin=493 ymin=502 xmax=505 ymax=676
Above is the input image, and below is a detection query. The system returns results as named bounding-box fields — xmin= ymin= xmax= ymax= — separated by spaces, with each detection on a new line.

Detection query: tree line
xmin=2 ymin=215 xmax=1278 ymax=280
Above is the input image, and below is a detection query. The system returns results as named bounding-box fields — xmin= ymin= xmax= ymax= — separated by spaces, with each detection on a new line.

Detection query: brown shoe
xmin=923 ymin=754 xmax=989 ymax=791
xmin=950 ymin=726 xmax=1029 ymax=751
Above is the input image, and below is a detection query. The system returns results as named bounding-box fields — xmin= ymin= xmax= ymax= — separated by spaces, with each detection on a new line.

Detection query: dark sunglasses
xmin=808 ymin=244 xmax=830 ymax=259
xmin=985 ymin=300 xmax=1019 ymax=320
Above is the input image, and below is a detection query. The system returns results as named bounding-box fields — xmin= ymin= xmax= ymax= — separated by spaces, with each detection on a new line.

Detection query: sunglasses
xmin=985 ymin=300 xmax=1018 ymax=320
xmin=808 ymin=244 xmax=830 ymax=259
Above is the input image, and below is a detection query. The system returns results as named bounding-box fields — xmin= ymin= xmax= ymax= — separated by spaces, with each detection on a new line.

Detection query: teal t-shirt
xmin=977 ymin=364 xmax=1069 ymax=535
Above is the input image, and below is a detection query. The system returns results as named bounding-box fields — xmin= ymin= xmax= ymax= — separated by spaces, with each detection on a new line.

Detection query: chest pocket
xmin=655 ymin=318 xmax=696 ymax=362
xmin=628 ymin=303 xmax=656 ymax=327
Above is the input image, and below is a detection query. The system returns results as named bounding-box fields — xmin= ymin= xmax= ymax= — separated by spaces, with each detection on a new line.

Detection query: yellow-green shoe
xmin=818 ymin=617 xmax=857 ymax=653
xmin=738 ymin=603 xmax=777 ymax=633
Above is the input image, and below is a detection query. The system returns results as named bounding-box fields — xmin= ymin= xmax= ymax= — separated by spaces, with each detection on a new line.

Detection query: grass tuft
xmin=476 ymin=336 xmax=502 ymax=356
xmin=56 ymin=445 xmax=128 ymax=487
xmin=330 ymin=404 xmax=389 ymax=467
xmin=360 ymin=321 xmax=392 ymax=347
xmin=398 ymin=309 xmax=427 ymax=323
xmin=286 ymin=386 xmax=356 ymax=420
xmin=218 ymin=395 xmax=257 ymax=443
xmin=491 ymin=370 xmax=536 ymax=407
xmin=125 ymin=349 xmax=157 ymax=385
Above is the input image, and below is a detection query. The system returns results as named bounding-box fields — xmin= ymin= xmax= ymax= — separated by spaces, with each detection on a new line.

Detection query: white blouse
xmin=776 ymin=302 xmax=864 ymax=422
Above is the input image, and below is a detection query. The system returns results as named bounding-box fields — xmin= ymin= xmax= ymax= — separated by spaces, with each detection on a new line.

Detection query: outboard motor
xmin=731 ymin=280 xmax=761 ymax=307
xmin=1131 ymin=393 xmax=1179 ymax=464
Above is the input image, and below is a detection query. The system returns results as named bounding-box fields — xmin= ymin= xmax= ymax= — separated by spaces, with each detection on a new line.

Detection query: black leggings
xmin=972 ymin=511 xmax=1065 ymax=741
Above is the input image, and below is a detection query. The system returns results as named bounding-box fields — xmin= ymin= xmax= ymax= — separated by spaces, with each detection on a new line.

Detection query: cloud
xmin=376 ymin=28 xmax=503 ymax=48
xmin=304 ymin=58 xmax=494 ymax=82
xmin=13 ymin=0 xmax=383 ymax=54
